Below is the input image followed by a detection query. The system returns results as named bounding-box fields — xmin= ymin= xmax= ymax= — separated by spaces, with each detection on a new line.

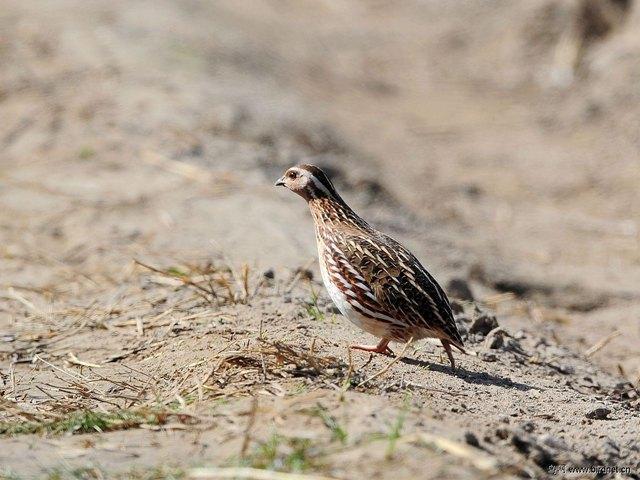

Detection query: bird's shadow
xmin=400 ymin=356 xmax=536 ymax=391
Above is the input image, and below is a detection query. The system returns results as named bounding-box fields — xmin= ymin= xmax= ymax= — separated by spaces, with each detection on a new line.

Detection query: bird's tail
xmin=442 ymin=325 xmax=466 ymax=354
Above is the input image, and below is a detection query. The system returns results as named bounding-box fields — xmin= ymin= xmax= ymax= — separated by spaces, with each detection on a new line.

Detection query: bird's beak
xmin=274 ymin=176 xmax=285 ymax=187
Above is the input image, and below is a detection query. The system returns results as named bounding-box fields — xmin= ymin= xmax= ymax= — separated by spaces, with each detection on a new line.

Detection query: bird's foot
xmin=350 ymin=339 xmax=395 ymax=357
xmin=440 ymin=339 xmax=457 ymax=371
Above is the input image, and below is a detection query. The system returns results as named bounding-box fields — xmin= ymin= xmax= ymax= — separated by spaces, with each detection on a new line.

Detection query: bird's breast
xmin=316 ymin=241 xmax=393 ymax=339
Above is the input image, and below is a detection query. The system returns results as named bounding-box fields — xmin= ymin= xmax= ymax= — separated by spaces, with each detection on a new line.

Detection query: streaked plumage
xmin=275 ymin=164 xmax=465 ymax=368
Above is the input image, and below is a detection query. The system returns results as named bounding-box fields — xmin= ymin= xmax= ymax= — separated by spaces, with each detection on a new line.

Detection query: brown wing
xmin=323 ymin=229 xmax=464 ymax=348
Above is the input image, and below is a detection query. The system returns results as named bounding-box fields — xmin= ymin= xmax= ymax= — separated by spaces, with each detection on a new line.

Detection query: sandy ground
xmin=1 ymin=1 xmax=639 ymax=479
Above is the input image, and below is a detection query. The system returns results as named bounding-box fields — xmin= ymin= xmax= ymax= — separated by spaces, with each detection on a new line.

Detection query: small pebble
xmin=487 ymin=332 xmax=504 ymax=349
xmin=470 ymin=314 xmax=499 ymax=336
xmin=511 ymin=433 xmax=531 ymax=453
xmin=263 ymin=268 xmax=275 ymax=279
xmin=529 ymin=446 xmax=555 ymax=470
xmin=464 ymin=431 xmax=481 ymax=448
xmin=540 ymin=434 xmax=568 ymax=451
xmin=585 ymin=407 xmax=611 ymax=420
xmin=481 ymin=352 xmax=498 ymax=362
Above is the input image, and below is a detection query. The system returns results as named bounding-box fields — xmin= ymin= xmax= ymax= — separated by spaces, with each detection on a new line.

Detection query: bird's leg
xmin=441 ymin=339 xmax=456 ymax=370
xmin=350 ymin=338 xmax=395 ymax=357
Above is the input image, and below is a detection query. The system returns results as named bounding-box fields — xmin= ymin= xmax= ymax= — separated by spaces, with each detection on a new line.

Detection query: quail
xmin=275 ymin=164 xmax=465 ymax=368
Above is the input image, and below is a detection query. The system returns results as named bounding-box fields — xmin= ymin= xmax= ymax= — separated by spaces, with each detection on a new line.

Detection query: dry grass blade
xmin=34 ymin=354 xmax=90 ymax=383
xmin=0 ymin=398 xmax=62 ymax=421
xmin=585 ymin=330 xmax=621 ymax=357
xmin=134 ymin=258 xmax=261 ymax=306
xmin=134 ymin=259 xmax=218 ymax=304
xmin=357 ymin=337 xmax=413 ymax=389
xmin=6 ymin=287 xmax=48 ymax=319
xmin=28 ymin=355 xmax=151 ymax=412
xmin=188 ymin=467 xmax=340 ymax=480
xmin=9 ymin=362 xmax=16 ymax=398
xmin=241 ymin=263 xmax=250 ymax=301
xmin=67 ymin=352 xmax=102 ymax=368
xmin=341 ymin=347 xmax=354 ymax=391
xmin=400 ymin=432 xmax=498 ymax=472
xmin=259 ymin=340 xmax=340 ymax=375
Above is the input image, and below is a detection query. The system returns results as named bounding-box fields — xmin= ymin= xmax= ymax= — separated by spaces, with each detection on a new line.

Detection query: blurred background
xmin=1 ymin=0 xmax=639 ymax=378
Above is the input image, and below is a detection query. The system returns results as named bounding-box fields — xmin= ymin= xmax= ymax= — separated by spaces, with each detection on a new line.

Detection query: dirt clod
xmin=469 ymin=313 xmax=498 ymax=337
xmin=585 ymin=407 xmax=612 ymax=420
xmin=470 ymin=314 xmax=499 ymax=336
xmin=464 ymin=431 xmax=482 ymax=448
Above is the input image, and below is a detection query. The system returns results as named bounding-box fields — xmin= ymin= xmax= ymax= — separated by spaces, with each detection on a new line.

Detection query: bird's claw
xmin=350 ymin=343 xmax=395 ymax=357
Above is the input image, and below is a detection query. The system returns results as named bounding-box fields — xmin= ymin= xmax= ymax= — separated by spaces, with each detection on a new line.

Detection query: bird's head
xmin=275 ymin=164 xmax=342 ymax=202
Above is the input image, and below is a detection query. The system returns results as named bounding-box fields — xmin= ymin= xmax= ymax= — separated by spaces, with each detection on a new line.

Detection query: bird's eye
xmin=287 ymin=171 xmax=298 ymax=179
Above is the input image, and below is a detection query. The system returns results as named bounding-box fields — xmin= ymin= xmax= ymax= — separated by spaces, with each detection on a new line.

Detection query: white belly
xmin=318 ymin=252 xmax=391 ymax=339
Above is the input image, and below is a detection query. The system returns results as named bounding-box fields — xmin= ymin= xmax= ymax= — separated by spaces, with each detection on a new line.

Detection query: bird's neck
xmin=308 ymin=197 xmax=369 ymax=232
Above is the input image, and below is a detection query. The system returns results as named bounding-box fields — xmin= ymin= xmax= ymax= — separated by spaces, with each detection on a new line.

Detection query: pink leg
xmin=350 ymin=338 xmax=394 ymax=357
